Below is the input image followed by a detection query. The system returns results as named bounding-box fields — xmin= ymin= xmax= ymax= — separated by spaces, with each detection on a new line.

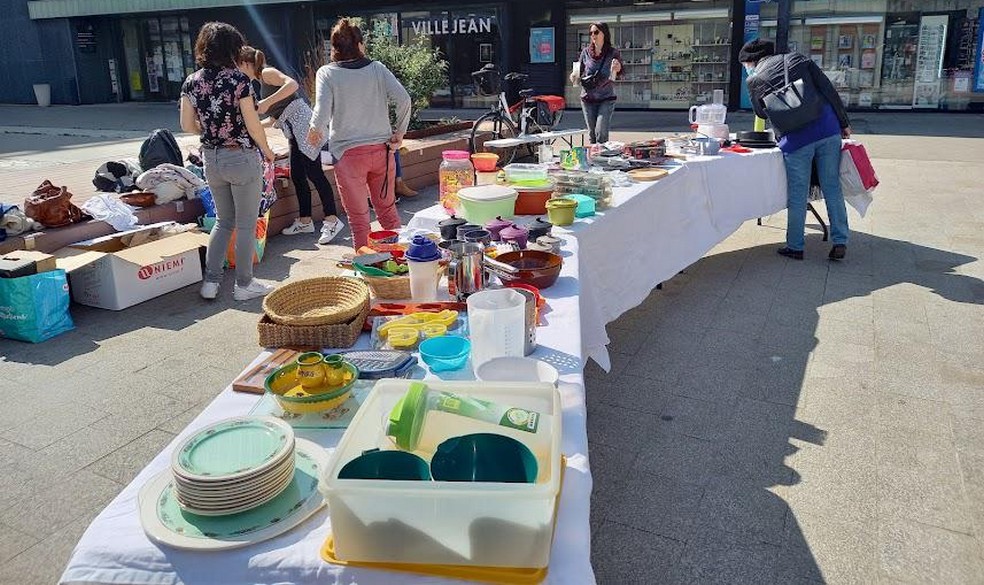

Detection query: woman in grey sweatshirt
xmin=307 ymin=19 xmax=412 ymax=249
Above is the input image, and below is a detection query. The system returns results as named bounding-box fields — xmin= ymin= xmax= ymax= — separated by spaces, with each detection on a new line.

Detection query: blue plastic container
xmin=418 ymin=336 xmax=471 ymax=372
xmin=567 ymin=194 xmax=596 ymax=218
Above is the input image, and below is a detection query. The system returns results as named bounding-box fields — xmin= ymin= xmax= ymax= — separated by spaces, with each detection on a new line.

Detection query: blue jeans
xmin=580 ymin=100 xmax=615 ymax=144
xmin=202 ymin=147 xmax=263 ymax=286
xmin=783 ymin=134 xmax=849 ymax=251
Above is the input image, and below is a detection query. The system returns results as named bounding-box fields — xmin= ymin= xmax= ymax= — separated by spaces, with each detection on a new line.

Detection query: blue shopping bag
xmin=0 ymin=269 xmax=74 ymax=343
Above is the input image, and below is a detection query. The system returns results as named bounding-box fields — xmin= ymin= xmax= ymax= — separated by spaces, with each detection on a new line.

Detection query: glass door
xmin=121 ymin=19 xmax=145 ymax=100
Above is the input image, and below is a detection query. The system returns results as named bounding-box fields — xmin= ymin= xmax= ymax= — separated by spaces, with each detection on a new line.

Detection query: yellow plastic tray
xmin=320 ymin=458 xmax=566 ymax=584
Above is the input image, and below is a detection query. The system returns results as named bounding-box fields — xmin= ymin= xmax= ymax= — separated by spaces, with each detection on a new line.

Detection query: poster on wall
xmin=861 ymin=51 xmax=876 ymax=69
xmin=912 ymin=14 xmax=948 ymax=107
xmin=953 ymin=71 xmax=971 ymax=93
xmin=974 ymin=8 xmax=984 ymax=92
xmin=530 ymin=27 xmax=555 ymax=64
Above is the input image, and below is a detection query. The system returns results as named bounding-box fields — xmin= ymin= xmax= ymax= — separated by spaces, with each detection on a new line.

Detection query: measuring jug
xmin=467 ymin=288 xmax=526 ymax=370
xmin=688 ymin=102 xmax=727 ymax=125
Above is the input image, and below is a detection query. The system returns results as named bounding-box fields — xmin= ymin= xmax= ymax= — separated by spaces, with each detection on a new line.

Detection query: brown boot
xmin=395 ymin=178 xmax=418 ymax=198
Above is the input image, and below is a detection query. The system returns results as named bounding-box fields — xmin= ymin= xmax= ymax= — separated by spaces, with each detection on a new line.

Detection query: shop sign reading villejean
xmin=410 ymin=16 xmax=493 ymax=36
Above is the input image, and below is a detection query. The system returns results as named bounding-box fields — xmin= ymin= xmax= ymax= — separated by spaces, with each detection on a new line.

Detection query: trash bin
xmin=33 ymin=84 xmax=51 ymax=107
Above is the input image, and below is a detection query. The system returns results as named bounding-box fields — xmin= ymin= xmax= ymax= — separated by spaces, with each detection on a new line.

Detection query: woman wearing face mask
xmin=741 ymin=39 xmax=852 ymax=261
xmin=569 ymin=22 xmax=622 ymax=144
xmin=307 ymin=18 xmax=411 ymax=250
xmin=238 ymin=46 xmax=344 ymax=245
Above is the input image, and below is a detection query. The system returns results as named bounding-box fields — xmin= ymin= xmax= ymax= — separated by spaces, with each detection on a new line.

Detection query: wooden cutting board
xmin=232 ymin=348 xmax=300 ymax=394
xmin=627 ymin=168 xmax=670 ymax=181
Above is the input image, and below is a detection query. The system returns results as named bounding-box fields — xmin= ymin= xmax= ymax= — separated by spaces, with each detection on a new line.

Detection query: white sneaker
xmin=318 ymin=217 xmax=345 ymax=245
xmin=233 ymin=279 xmax=275 ymax=301
xmin=282 ymin=219 xmax=315 ymax=235
xmin=200 ymin=281 xmax=219 ymax=300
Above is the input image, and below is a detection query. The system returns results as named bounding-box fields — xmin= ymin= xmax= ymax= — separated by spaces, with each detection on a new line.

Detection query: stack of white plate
xmin=169 ymin=416 xmax=296 ymax=516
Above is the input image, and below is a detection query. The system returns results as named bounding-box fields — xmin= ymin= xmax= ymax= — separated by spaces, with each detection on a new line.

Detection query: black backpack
xmin=139 ymin=128 xmax=183 ymax=171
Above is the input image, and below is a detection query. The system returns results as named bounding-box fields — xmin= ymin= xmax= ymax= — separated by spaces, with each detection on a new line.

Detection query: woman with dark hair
xmin=180 ymin=22 xmax=276 ymax=301
xmin=570 ymin=21 xmax=622 ymax=144
xmin=307 ymin=18 xmax=411 ymax=250
xmin=239 ymin=46 xmax=344 ymax=245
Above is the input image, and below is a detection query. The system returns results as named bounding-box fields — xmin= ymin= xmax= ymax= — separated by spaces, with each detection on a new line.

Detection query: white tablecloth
xmin=60 ymin=237 xmax=596 ymax=585
xmin=408 ymin=148 xmax=787 ymax=369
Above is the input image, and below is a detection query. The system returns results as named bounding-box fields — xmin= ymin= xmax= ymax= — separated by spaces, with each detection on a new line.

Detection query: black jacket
xmin=746 ymin=52 xmax=850 ymax=137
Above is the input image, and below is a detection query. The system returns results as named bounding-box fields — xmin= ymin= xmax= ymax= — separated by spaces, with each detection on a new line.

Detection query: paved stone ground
xmin=0 ymin=107 xmax=983 ymax=584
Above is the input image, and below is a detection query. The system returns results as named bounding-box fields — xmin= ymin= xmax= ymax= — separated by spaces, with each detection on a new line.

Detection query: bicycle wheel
xmin=470 ymin=112 xmax=520 ymax=166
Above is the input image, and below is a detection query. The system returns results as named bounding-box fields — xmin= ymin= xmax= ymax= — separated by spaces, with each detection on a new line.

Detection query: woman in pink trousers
xmin=307 ymin=18 xmax=411 ymax=250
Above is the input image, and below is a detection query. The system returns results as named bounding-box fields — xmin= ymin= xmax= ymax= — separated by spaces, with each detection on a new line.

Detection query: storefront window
xmin=759 ymin=0 xmax=984 ymax=111
xmin=400 ymin=9 xmax=502 ymax=108
xmin=566 ymin=1 xmax=733 ymax=109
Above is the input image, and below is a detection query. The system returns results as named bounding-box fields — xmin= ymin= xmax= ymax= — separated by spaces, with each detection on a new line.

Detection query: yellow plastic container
xmin=264 ymin=362 xmax=359 ymax=415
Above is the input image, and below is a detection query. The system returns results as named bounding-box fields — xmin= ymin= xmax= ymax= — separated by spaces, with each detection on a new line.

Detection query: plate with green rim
xmin=140 ymin=438 xmax=329 ymax=551
xmin=171 ymin=416 xmax=294 ymax=483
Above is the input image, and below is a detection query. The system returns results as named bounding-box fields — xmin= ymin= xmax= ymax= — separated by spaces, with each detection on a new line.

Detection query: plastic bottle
xmin=386 ymin=381 xmax=552 ymax=466
xmin=438 ymin=150 xmax=475 ymax=214
xmin=405 ymin=236 xmax=442 ymax=301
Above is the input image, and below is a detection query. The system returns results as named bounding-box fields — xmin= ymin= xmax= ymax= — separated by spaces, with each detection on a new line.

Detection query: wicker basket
xmin=362 ymin=265 xmax=446 ymax=300
xmin=262 ymin=277 xmax=370 ymax=327
xmin=258 ymin=300 xmax=369 ymax=349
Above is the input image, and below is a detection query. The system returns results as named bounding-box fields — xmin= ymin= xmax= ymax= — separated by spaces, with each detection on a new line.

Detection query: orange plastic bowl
xmin=471 ymin=153 xmax=499 ymax=172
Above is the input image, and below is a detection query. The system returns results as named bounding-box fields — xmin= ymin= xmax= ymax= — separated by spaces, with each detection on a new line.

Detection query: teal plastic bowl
xmin=418 ymin=336 xmax=470 ymax=372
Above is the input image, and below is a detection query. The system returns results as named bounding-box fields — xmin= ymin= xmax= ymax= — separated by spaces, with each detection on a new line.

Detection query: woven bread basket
xmin=258 ymin=300 xmax=369 ymax=349
xmin=262 ymin=277 xmax=370 ymax=327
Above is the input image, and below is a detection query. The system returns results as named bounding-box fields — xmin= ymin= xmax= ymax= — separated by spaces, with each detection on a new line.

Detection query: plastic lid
xmin=442 ymin=150 xmax=471 ymax=160
xmin=546 ymin=197 xmax=577 ymax=209
xmin=387 ymin=381 xmax=429 ymax=451
xmin=457 ymin=185 xmax=517 ymax=202
xmin=405 ymin=235 xmax=441 ymax=262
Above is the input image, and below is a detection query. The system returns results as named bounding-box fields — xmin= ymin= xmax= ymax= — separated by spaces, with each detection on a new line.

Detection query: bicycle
xmin=468 ymin=64 xmax=566 ymax=165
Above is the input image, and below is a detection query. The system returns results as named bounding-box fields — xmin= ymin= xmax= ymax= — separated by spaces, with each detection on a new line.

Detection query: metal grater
xmin=336 ymin=350 xmax=417 ymax=379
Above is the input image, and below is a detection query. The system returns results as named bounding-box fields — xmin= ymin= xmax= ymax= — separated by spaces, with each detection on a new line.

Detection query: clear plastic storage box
xmin=321 ymin=378 xmax=562 ymax=568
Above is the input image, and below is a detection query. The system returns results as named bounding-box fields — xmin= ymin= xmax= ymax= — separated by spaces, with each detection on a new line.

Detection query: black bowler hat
xmin=739 ymin=39 xmax=776 ymax=63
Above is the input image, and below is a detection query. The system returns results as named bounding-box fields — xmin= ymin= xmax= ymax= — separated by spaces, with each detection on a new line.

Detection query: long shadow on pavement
xmin=586 ymin=231 xmax=981 ymax=583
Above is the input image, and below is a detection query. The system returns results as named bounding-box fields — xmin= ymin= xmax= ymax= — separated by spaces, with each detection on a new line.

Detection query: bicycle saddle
xmin=472 ymin=64 xmax=497 ymax=77
xmin=504 ymin=72 xmax=529 ymax=81
xmin=518 ymin=88 xmax=536 ymax=98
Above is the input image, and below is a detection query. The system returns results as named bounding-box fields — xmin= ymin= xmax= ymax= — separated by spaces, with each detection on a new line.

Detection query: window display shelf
xmin=693 ymin=61 xmax=728 ymax=65
xmin=692 ymin=43 xmax=731 ymax=47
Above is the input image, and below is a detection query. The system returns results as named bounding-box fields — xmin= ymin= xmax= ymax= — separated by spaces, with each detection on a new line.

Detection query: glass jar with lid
xmin=438 ymin=150 xmax=475 ymax=214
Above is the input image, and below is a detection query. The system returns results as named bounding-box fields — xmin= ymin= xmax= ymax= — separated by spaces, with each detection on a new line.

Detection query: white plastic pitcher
xmin=688 ymin=103 xmax=727 ymax=125
xmin=467 ymin=289 xmax=526 ymax=370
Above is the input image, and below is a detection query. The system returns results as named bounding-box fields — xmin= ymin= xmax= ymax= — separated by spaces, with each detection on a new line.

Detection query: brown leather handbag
xmin=25 ymin=180 xmax=86 ymax=228
xmin=120 ymin=191 xmax=157 ymax=208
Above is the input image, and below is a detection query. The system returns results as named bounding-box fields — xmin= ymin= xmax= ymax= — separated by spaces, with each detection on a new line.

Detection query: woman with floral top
xmin=180 ymin=22 xmax=276 ymax=301
xmin=570 ymin=21 xmax=623 ymax=145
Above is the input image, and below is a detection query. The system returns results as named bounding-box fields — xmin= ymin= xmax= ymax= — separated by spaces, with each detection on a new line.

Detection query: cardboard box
xmin=55 ymin=222 xmax=209 ymax=311
xmin=0 ymin=250 xmax=56 ymax=277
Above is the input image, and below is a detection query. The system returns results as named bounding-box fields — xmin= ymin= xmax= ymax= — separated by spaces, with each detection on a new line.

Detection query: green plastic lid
xmin=387 ymin=381 xmax=430 ymax=451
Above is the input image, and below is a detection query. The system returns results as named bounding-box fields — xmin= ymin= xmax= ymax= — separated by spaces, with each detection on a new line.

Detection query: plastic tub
xmin=475 ymin=357 xmax=559 ymax=387
xmin=566 ymin=193 xmax=596 ymax=218
xmin=321 ymin=378 xmax=562 ymax=568
xmin=545 ymin=197 xmax=576 ymax=226
xmin=470 ymin=152 xmax=499 ymax=172
xmin=418 ymin=336 xmax=471 ymax=372
xmin=503 ymin=163 xmax=548 ymax=185
xmin=455 ymin=185 xmax=517 ymax=226
xmin=513 ymin=182 xmax=555 ymax=216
